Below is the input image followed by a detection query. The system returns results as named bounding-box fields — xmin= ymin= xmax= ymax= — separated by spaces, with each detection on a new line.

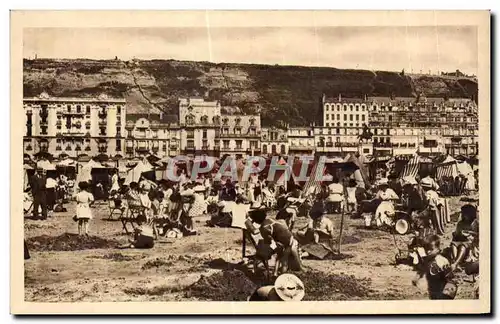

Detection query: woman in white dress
xmin=180 ymin=184 xmax=206 ymax=235
xmin=110 ymin=169 xmax=120 ymax=193
xmin=73 ymin=181 xmax=94 ymax=236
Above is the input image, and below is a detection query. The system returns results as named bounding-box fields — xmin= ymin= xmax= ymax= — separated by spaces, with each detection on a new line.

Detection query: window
xmin=326 ymin=114 xmax=329 ymax=120
xmin=326 ymin=123 xmax=330 ymax=127
xmin=187 ymin=130 xmax=194 ymax=138
xmin=223 ymin=140 xmax=230 ymax=149
xmin=187 ymin=140 xmax=195 ymax=148
xmin=201 ymin=115 xmax=208 ymax=124
xmin=386 ymin=129 xmax=390 ymax=135
xmin=349 ymin=115 xmax=353 ymax=121
xmin=363 ymin=148 xmax=369 ymax=153
xmin=362 ymin=115 xmax=366 ymax=121
xmin=250 ymin=141 xmax=258 ymax=149
xmin=280 ymin=144 xmax=286 ymax=154
xmin=336 ymin=128 xmax=340 ymax=134
xmin=186 ymin=115 xmax=195 ymax=125
xmin=86 ymin=106 xmax=91 ymax=114
xmin=235 ymin=127 xmax=242 ymax=135
xmin=67 ymin=105 xmax=71 ymax=113
xmin=76 ymin=105 xmax=81 ymax=113
xmin=116 ymin=127 xmax=121 ymax=135
xmin=202 ymin=140 xmax=208 ymax=148
xmin=262 ymin=144 xmax=268 ymax=154
xmin=337 ymin=114 xmax=340 ymax=120
xmin=116 ymin=139 xmax=121 ymax=151
xmin=343 ymin=115 xmax=347 ymax=121
xmin=236 ymin=140 xmax=242 ymax=149
xmin=117 ymin=106 xmax=121 ymax=114
xmin=355 ymin=105 xmax=359 ymax=112
xmin=356 ymin=115 xmax=359 ymax=121
xmin=271 ymin=145 xmax=277 ymax=154
xmin=202 ymin=130 xmax=207 ymax=139
xmin=331 ymin=114 xmax=335 ymax=121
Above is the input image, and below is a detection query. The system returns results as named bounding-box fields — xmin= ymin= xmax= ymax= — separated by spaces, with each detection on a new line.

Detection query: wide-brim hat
xmin=193 ymin=185 xmax=206 ymax=192
xmin=420 ymin=178 xmax=433 ymax=188
xmin=395 ymin=218 xmax=410 ymax=235
xmin=402 ymin=176 xmax=417 ymax=186
xmin=166 ymin=228 xmax=183 ymax=239
xmin=274 ymin=274 xmax=305 ymax=301
xmin=377 ymin=178 xmax=389 ymax=186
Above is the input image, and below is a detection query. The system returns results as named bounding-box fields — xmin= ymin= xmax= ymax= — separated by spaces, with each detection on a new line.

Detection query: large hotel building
xmin=23 ymin=92 xmax=126 ymax=159
xmin=23 ymin=92 xmax=478 ymax=160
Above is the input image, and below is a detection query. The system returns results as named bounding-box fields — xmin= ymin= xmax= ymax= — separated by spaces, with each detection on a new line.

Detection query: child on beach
xmin=73 ymin=181 xmax=94 ymax=236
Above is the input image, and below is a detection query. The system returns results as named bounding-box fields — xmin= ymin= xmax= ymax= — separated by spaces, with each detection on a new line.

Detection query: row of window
xmin=325 ymin=114 xmax=366 ymax=122
xmin=324 ymin=104 xmax=367 ymax=112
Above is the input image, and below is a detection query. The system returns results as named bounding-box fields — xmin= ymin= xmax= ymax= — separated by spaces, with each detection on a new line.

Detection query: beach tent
xmin=76 ymin=159 xmax=105 ymax=184
xmin=124 ymin=159 xmax=154 ymax=186
xmin=56 ymin=158 xmax=76 ymax=168
xmin=436 ymin=156 xmax=475 ymax=190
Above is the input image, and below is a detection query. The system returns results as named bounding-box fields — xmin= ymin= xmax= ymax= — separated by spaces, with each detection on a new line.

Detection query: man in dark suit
xmin=30 ymin=167 xmax=48 ymax=220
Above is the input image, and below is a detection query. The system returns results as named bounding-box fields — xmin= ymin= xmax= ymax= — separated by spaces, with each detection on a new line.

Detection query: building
xmin=318 ymin=95 xmax=370 ymax=157
xmin=178 ymin=98 xmax=221 ymax=157
xmin=368 ymin=96 xmax=478 ymax=157
xmin=261 ymin=127 xmax=288 ymax=156
xmin=219 ymin=114 xmax=261 ymax=158
xmin=287 ymin=126 xmax=315 ymax=156
xmin=124 ymin=114 xmax=180 ymax=158
xmin=23 ymin=92 xmax=126 ymax=159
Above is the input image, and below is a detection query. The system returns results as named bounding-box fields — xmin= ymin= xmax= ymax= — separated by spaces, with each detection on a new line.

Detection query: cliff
xmin=23 ymin=58 xmax=478 ymax=126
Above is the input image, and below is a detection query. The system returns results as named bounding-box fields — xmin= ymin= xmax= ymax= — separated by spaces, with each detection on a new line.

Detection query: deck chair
xmin=108 ymin=196 xmax=126 ymax=220
xmin=241 ymin=228 xmax=279 ymax=281
xmin=120 ymin=201 xmax=145 ymax=235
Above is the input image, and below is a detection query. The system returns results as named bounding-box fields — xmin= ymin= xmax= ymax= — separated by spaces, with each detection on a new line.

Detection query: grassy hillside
xmin=23 ymin=58 xmax=478 ymax=126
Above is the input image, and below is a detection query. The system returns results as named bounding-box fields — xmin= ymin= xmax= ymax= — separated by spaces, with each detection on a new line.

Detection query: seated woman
xmin=325 ymin=176 xmax=344 ymax=213
xmin=297 ymin=205 xmax=335 ymax=251
xmin=249 ymin=208 xmax=303 ymax=277
xmin=449 ymin=204 xmax=478 ymax=271
xmin=371 ymin=178 xmax=399 ymax=228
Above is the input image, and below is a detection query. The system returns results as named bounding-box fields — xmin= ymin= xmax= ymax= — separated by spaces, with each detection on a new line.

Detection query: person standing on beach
xmin=30 ymin=167 xmax=48 ymax=220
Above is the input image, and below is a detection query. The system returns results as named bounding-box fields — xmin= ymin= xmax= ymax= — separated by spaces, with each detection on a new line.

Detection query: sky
xmin=23 ymin=26 xmax=478 ymax=75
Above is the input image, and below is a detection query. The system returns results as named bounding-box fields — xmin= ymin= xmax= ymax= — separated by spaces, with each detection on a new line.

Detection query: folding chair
xmin=108 ymin=196 xmax=126 ymax=220
xmin=120 ymin=202 xmax=144 ymax=235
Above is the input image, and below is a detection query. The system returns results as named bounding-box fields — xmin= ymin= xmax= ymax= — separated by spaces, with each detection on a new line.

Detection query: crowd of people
xmin=23 ymin=157 xmax=480 ymax=301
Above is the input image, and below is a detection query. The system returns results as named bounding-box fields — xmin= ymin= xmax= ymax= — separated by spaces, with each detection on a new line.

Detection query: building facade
xmin=178 ymin=98 xmax=221 ymax=157
xmin=219 ymin=114 xmax=261 ymax=158
xmin=23 ymin=92 xmax=126 ymax=159
xmin=318 ymin=95 xmax=370 ymax=157
xmin=368 ymin=96 xmax=477 ymax=157
xmin=261 ymin=127 xmax=288 ymax=156
xmin=124 ymin=114 xmax=180 ymax=158
xmin=287 ymin=126 xmax=315 ymax=156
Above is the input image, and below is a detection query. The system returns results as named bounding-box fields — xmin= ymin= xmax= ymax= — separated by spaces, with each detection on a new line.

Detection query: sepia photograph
xmin=10 ymin=10 xmax=491 ymax=314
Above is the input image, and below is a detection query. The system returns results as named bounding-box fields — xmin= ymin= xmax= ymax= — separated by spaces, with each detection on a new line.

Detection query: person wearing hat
xmin=421 ymin=177 xmax=443 ymax=216
xmin=249 ymin=207 xmax=303 ymax=276
xmin=127 ymin=223 xmax=155 ymax=249
xmin=30 ymin=167 xmax=48 ymax=220
xmin=449 ymin=204 xmax=478 ymax=271
xmin=248 ymin=273 xmax=305 ymax=301
xmin=297 ymin=204 xmax=335 ymax=250
xmin=420 ymin=174 xmax=439 ymax=191
xmin=179 ymin=183 xmax=206 ymax=235
xmin=371 ymin=178 xmax=399 ymax=228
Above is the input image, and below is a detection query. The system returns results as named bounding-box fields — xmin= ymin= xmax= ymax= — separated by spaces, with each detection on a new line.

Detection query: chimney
xmin=322 ymin=93 xmax=326 ymax=104
xmin=338 ymin=93 xmax=342 ymax=102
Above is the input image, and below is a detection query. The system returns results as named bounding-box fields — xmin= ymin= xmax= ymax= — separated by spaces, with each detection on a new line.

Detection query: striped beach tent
xmin=399 ymin=154 xmax=421 ymax=179
xmin=436 ymin=156 xmax=459 ymax=179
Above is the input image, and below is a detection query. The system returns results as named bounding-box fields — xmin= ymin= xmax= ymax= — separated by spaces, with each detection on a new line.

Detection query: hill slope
xmin=23 ymin=58 xmax=478 ymax=126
